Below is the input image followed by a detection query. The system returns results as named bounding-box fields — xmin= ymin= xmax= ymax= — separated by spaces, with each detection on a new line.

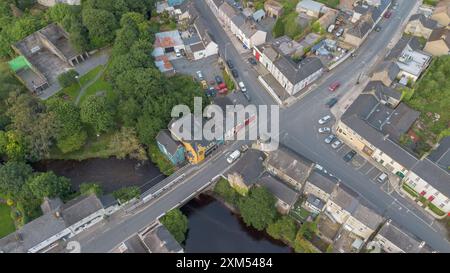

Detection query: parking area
xmin=171 ymin=55 xmax=222 ymax=84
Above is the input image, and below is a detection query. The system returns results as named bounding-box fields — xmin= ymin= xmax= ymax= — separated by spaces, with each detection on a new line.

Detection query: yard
xmin=0 ymin=203 xmax=15 ymax=239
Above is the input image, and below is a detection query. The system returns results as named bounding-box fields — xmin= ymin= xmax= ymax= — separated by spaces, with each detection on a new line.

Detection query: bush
xmin=266 ymin=216 xmax=298 ymax=244
xmin=214 ymin=178 xmax=241 ymax=205
xmin=238 ymin=186 xmax=278 ymax=231
xmin=112 ymin=186 xmax=140 ymax=203
xmin=58 ymin=69 xmax=79 ymax=88
xmin=79 ymin=183 xmax=103 ymax=196
xmin=160 ymin=208 xmax=188 ymax=244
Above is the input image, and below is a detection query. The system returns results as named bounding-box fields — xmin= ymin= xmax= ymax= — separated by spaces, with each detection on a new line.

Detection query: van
xmin=227 ymin=150 xmax=241 ymax=164
xmin=377 ymin=173 xmax=388 ymax=183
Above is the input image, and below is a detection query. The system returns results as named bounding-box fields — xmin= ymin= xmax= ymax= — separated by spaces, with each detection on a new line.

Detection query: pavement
xmin=66 ymin=0 xmax=450 ymax=253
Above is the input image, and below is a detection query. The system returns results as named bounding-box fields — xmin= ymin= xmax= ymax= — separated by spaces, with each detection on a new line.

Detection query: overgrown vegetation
xmin=160 ymin=208 xmax=189 ymax=244
xmin=112 ymin=186 xmax=140 ymax=203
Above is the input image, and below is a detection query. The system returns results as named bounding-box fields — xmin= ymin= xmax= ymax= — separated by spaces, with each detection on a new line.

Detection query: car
xmin=238 ymin=81 xmax=247 ymax=92
xmin=331 ymin=139 xmax=342 ymax=149
xmin=196 ymin=71 xmax=203 ymax=80
xmin=326 ymin=97 xmax=338 ymax=108
xmin=375 ymin=25 xmax=382 ymax=32
xmin=324 ymin=134 xmax=336 ymax=144
xmin=227 ymin=150 xmax=241 ymax=164
xmin=377 ymin=173 xmax=388 ymax=183
xmin=335 ymin=27 xmax=344 ymax=37
xmin=243 ymin=91 xmax=251 ymax=102
xmin=248 ymin=57 xmax=257 ymax=65
xmin=200 ymin=80 xmax=208 ymax=89
xmin=175 ymin=48 xmax=181 ymax=57
xmin=215 ymin=75 xmax=223 ymax=84
xmin=240 ymin=144 xmax=249 ymax=153
xmin=318 ymin=127 xmax=331 ymax=134
xmin=384 ymin=11 xmax=392 ymax=18
xmin=231 ymin=69 xmax=239 ymax=78
xmin=226 ymin=60 xmax=234 ymax=69
xmin=343 ymin=150 xmax=356 ymax=162
xmin=206 ymin=87 xmax=217 ymax=97
xmin=318 ymin=115 xmax=331 ymax=124
xmin=327 ymin=24 xmax=335 ymax=33
xmin=329 ymin=81 xmax=340 ymax=92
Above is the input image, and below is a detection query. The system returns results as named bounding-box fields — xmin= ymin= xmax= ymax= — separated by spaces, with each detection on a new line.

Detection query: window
xmin=415 ymin=177 xmax=420 ymax=182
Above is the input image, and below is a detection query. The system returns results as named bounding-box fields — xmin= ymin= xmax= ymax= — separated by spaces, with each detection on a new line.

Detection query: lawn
xmin=78 ymin=76 xmax=115 ymax=106
xmin=0 ymin=203 xmax=15 ymax=239
xmin=316 ymin=0 xmax=340 ymax=9
xmin=56 ymin=65 xmax=105 ymax=103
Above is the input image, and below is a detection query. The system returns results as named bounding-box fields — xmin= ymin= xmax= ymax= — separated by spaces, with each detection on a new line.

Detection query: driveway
xmin=171 ymin=55 xmax=222 ymax=84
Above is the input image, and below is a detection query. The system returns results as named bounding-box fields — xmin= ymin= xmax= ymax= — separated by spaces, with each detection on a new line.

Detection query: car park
xmin=231 ymin=69 xmax=239 ymax=78
xmin=377 ymin=173 xmax=388 ymax=183
xmin=215 ymin=75 xmax=223 ymax=84
xmin=227 ymin=150 xmax=241 ymax=164
xmin=331 ymin=139 xmax=342 ymax=149
xmin=318 ymin=115 xmax=331 ymax=124
xmin=329 ymin=81 xmax=340 ymax=92
xmin=326 ymin=97 xmax=338 ymax=108
xmin=226 ymin=60 xmax=234 ymax=69
xmin=324 ymin=134 xmax=336 ymax=144
xmin=318 ymin=127 xmax=331 ymax=134
xmin=343 ymin=150 xmax=357 ymax=162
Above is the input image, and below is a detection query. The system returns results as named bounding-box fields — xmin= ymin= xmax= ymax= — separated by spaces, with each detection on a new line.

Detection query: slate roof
xmin=373 ymin=61 xmax=401 ymax=83
xmin=409 ymin=14 xmax=438 ymax=29
xmin=428 ymin=27 xmax=450 ymax=48
xmin=386 ymin=35 xmax=422 ymax=60
xmin=347 ymin=20 xmax=373 ymax=38
xmin=266 ymin=146 xmax=314 ymax=184
xmin=258 ymin=174 xmax=299 ymax=206
xmin=410 ymin=159 xmax=450 ymax=197
xmin=351 ymin=203 xmax=383 ymax=230
xmin=227 ymin=149 xmax=266 ymax=187
xmin=273 ymin=56 xmax=324 ymax=85
xmin=156 ymin=129 xmax=182 ymax=156
xmin=363 ymin=81 xmax=401 ymax=102
xmin=329 ymin=184 xmax=360 ymax=213
xmin=306 ymin=194 xmax=325 ymax=210
xmin=60 ymin=194 xmax=104 ymax=226
xmin=427 ymin=136 xmax=450 ymax=173
xmin=141 ymin=225 xmax=183 ymax=253
xmin=376 ymin=221 xmax=424 ymax=252
xmin=306 ymin=171 xmax=338 ymax=194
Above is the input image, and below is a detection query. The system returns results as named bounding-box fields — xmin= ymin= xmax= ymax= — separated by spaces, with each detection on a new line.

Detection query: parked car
xmin=343 ymin=150 xmax=357 ymax=162
xmin=248 ymin=57 xmax=257 ymax=65
xmin=231 ymin=69 xmax=239 ymax=78
xmin=240 ymin=144 xmax=249 ymax=153
xmin=238 ymin=81 xmax=247 ymax=92
xmin=327 ymin=24 xmax=335 ymax=33
xmin=215 ymin=75 xmax=223 ymax=84
xmin=335 ymin=28 xmax=344 ymax=37
xmin=329 ymin=81 xmax=340 ymax=92
xmin=201 ymin=80 xmax=208 ymax=89
xmin=206 ymin=87 xmax=217 ymax=97
xmin=331 ymin=139 xmax=342 ymax=149
xmin=243 ymin=91 xmax=251 ymax=102
xmin=377 ymin=173 xmax=388 ymax=183
xmin=384 ymin=11 xmax=392 ymax=18
xmin=324 ymin=134 xmax=336 ymax=144
xmin=375 ymin=25 xmax=382 ymax=32
xmin=226 ymin=60 xmax=234 ymax=69
xmin=227 ymin=150 xmax=241 ymax=164
xmin=318 ymin=127 xmax=331 ymax=134
xmin=196 ymin=70 xmax=203 ymax=80
xmin=326 ymin=97 xmax=338 ymax=108
xmin=318 ymin=115 xmax=331 ymax=124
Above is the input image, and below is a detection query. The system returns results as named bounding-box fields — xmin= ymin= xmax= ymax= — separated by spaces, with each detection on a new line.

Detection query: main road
xmin=72 ymin=0 xmax=450 ymax=252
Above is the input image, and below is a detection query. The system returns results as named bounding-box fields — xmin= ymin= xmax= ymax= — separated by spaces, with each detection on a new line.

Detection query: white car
xmin=318 ymin=115 xmax=331 ymax=125
xmin=175 ymin=48 xmax=181 ymax=57
xmin=238 ymin=81 xmax=247 ymax=92
xmin=196 ymin=71 xmax=203 ymax=80
xmin=377 ymin=173 xmax=388 ymax=183
xmin=227 ymin=150 xmax=241 ymax=164
xmin=331 ymin=139 xmax=342 ymax=149
xmin=318 ymin=127 xmax=331 ymax=134
xmin=327 ymin=24 xmax=335 ymax=33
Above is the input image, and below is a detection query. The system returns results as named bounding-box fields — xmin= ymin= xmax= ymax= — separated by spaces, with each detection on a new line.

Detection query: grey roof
xmin=273 ymin=56 xmax=324 ymax=85
xmin=60 ymin=194 xmax=104 ymax=226
xmin=352 ymin=203 xmax=383 ymax=230
xmin=99 ymin=194 xmax=118 ymax=208
xmin=194 ymin=16 xmax=215 ymax=44
xmin=410 ymin=159 xmax=450 ymax=197
xmin=266 ymin=146 xmax=313 ymax=184
xmin=258 ymin=174 xmax=299 ymax=205
xmin=347 ymin=20 xmax=373 ymax=38
xmin=252 ymin=9 xmax=266 ymax=21
xmin=354 ymin=4 xmax=370 ymax=15
xmin=373 ymin=61 xmax=400 ymax=82
xmin=329 ymin=184 xmax=360 ymax=213
xmin=386 ymin=35 xmax=423 ymax=60
xmin=297 ymin=0 xmax=324 ymax=14
xmin=156 ymin=129 xmax=182 ymax=156
xmin=219 ymin=2 xmax=238 ymax=18
xmin=306 ymin=194 xmax=325 ymax=210
xmin=377 ymin=221 xmax=424 ymax=252
xmin=231 ymin=14 xmax=246 ymax=27
xmin=40 ymin=197 xmax=63 ymax=214
xmin=409 ymin=14 xmax=438 ymax=30
xmin=227 ymin=149 xmax=266 ymax=187
xmin=190 ymin=42 xmax=206 ymax=52
xmin=306 ymin=171 xmax=338 ymax=194
xmin=428 ymin=136 xmax=450 ymax=173
xmin=363 ymin=81 xmax=401 ymax=103
xmin=142 ymin=225 xmax=183 ymax=253
xmin=428 ymin=27 xmax=450 ymax=48
xmin=116 ymin=234 xmax=148 ymax=253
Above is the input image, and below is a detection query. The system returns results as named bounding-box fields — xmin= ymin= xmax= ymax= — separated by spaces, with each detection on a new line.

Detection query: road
xmin=71 ymin=0 xmax=450 ymax=253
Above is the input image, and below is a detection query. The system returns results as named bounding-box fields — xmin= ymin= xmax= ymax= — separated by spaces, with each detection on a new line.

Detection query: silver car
xmin=318 ymin=115 xmax=331 ymax=125
xmin=324 ymin=134 xmax=336 ymax=144
xmin=318 ymin=127 xmax=331 ymax=134
xmin=331 ymin=139 xmax=342 ymax=149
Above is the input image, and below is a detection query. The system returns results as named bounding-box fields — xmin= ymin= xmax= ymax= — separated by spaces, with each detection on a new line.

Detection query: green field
xmin=0 ymin=203 xmax=15 ymax=239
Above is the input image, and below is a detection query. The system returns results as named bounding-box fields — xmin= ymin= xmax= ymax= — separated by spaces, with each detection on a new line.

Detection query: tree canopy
xmin=238 ymin=186 xmax=278 ymax=231
xmin=160 ymin=208 xmax=189 ymax=244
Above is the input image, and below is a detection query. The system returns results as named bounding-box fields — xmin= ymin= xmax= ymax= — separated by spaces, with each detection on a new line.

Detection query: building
xmin=227 ymin=149 xmax=266 ymax=193
xmin=303 ymin=171 xmax=339 ymax=213
xmin=424 ymin=26 xmax=450 ymax=56
xmin=336 ymin=86 xmax=450 ymax=216
xmin=252 ymin=9 xmax=266 ymax=22
xmin=10 ymin=23 xmax=89 ymax=93
xmin=296 ymin=0 xmax=325 ymax=18
xmin=371 ymin=220 xmax=427 ymax=253
xmin=371 ymin=61 xmax=400 ymax=87
xmin=343 ymin=202 xmax=384 ymax=240
xmin=156 ymin=129 xmax=186 ymax=165
xmin=318 ymin=8 xmax=339 ymax=29
xmin=431 ymin=0 xmax=450 ymax=26
xmin=168 ymin=113 xmax=224 ymax=164
xmin=264 ymin=0 xmax=284 ymax=18
xmin=264 ymin=146 xmax=314 ymax=190
xmin=0 ymin=194 xmax=119 ymax=253
xmin=38 ymin=0 xmax=80 ymax=7
xmin=152 ymin=30 xmax=185 ymax=72
xmin=363 ymin=81 xmax=402 ymax=108
xmin=258 ymin=174 xmax=299 ymax=214
xmin=427 ymin=136 xmax=450 ymax=173
xmin=253 ymin=36 xmax=324 ymax=96
xmin=189 ymin=16 xmax=219 ymax=60
xmin=405 ymin=14 xmax=438 ymax=39
xmin=167 ymin=0 xmax=185 ymax=7
xmin=339 ymin=0 xmax=358 ymax=11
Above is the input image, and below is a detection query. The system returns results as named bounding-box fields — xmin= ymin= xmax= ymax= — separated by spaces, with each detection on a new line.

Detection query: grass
xmin=56 ymin=65 xmax=105 ymax=103
xmin=315 ymin=0 xmax=340 ymax=9
xmin=428 ymin=203 xmax=446 ymax=217
xmin=423 ymin=0 xmax=439 ymax=6
xmin=0 ymin=203 xmax=15 ymax=239
xmin=223 ymin=70 xmax=235 ymax=91
xmin=402 ymin=183 xmax=419 ymax=198
xmin=78 ymin=76 xmax=115 ymax=106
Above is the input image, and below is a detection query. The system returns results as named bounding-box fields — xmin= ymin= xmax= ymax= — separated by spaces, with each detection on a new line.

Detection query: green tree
xmin=80 ymin=95 xmax=116 ymax=134
xmin=298 ymin=221 xmax=318 ymax=240
xmin=0 ymin=161 xmax=33 ymax=199
xmin=112 ymin=186 xmax=140 ymax=203
xmin=27 ymin=172 xmax=72 ymax=200
xmin=57 ymin=69 xmax=79 ymax=88
xmin=109 ymin=127 xmax=147 ymax=160
xmin=294 ymin=231 xmax=316 ymax=253
xmin=160 ymin=208 xmax=188 ymax=244
xmin=272 ymin=18 xmax=285 ymax=38
xmin=0 ymin=130 xmax=26 ymax=161
xmin=213 ymin=178 xmax=240 ymax=205
xmin=266 ymin=216 xmax=298 ymax=243
xmin=238 ymin=186 xmax=278 ymax=231
xmin=79 ymin=182 xmax=103 ymax=196
xmin=82 ymin=8 xmax=118 ymax=48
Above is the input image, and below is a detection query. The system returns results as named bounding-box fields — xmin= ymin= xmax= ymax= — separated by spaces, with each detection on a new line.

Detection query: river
xmin=181 ymin=194 xmax=293 ymax=253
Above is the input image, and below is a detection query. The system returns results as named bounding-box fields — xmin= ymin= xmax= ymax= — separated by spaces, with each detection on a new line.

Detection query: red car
xmin=384 ymin=11 xmax=392 ymax=18
xmin=329 ymin=81 xmax=341 ymax=92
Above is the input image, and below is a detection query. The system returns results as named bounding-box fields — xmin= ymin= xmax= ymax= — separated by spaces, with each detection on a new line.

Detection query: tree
xmin=80 ymin=95 xmax=116 ymax=134
xmin=293 ymin=231 xmax=316 ymax=253
xmin=160 ymin=208 xmax=188 ymax=244
xmin=47 ymin=98 xmax=87 ymax=153
xmin=213 ymin=178 xmax=240 ymax=205
xmin=238 ymin=186 xmax=278 ymax=231
xmin=0 ymin=130 xmax=26 ymax=161
xmin=112 ymin=186 xmax=140 ymax=203
xmin=27 ymin=171 xmax=72 ymax=200
xmin=79 ymin=182 xmax=103 ymax=196
xmin=266 ymin=216 xmax=298 ymax=243
xmin=109 ymin=127 xmax=147 ymax=160
xmin=57 ymin=69 xmax=79 ymax=88
xmin=298 ymin=221 xmax=318 ymax=240
xmin=0 ymin=161 xmax=33 ymax=199
xmin=82 ymin=8 xmax=118 ymax=48
xmin=272 ymin=18 xmax=285 ymax=38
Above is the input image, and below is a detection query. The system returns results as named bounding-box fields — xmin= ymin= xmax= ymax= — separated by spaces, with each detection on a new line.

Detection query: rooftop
xmin=409 ymin=14 xmax=438 ymax=29
xmin=60 ymin=194 xmax=104 ymax=226
xmin=364 ymin=81 xmax=402 ymax=102
xmin=141 ymin=224 xmax=183 ymax=253
xmin=306 ymin=170 xmax=339 ymax=195
xmin=227 ymin=149 xmax=266 ymax=187
xmin=329 ymin=184 xmax=360 ymax=213
xmin=258 ymin=174 xmax=299 ymax=206
xmin=265 ymin=146 xmax=313 ymax=184
xmin=297 ymin=0 xmax=324 ymax=14
xmin=376 ymin=221 xmax=424 ymax=252
xmin=154 ymin=30 xmax=184 ymax=49
xmin=156 ymin=129 xmax=182 ymax=155
xmin=395 ymin=44 xmax=431 ymax=77
xmin=428 ymin=27 xmax=450 ymax=48
xmin=427 ymin=136 xmax=450 ymax=173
